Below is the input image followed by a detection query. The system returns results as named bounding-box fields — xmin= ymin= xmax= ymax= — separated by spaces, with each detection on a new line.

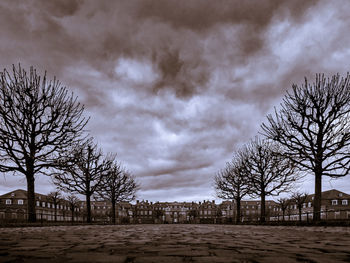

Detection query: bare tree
xmin=244 ymin=138 xmax=297 ymax=222
xmin=292 ymin=192 xmax=308 ymax=222
xmin=66 ymin=195 xmax=80 ymax=223
xmin=47 ymin=191 xmax=62 ymax=222
xmin=0 ymin=65 xmax=88 ymax=222
xmin=188 ymin=209 xmax=199 ymax=222
xmin=154 ymin=208 xmax=165 ymax=223
xmin=53 ymin=140 xmax=112 ymax=223
xmin=277 ymin=198 xmax=290 ymax=221
xmin=96 ymin=162 xmax=138 ymax=224
xmin=214 ymin=154 xmax=250 ymax=224
xmin=262 ymin=74 xmax=350 ymax=221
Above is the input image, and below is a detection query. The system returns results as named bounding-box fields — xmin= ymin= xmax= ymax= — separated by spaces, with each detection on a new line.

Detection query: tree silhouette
xmin=154 ymin=208 xmax=165 ymax=223
xmin=215 ymin=153 xmax=250 ymax=224
xmin=47 ymin=191 xmax=63 ymax=222
xmin=244 ymin=138 xmax=297 ymax=222
xmin=96 ymin=161 xmax=138 ymax=224
xmin=66 ymin=194 xmax=80 ymax=223
xmin=292 ymin=192 xmax=308 ymax=222
xmin=262 ymin=74 xmax=350 ymax=221
xmin=54 ymin=140 xmax=112 ymax=223
xmin=277 ymin=198 xmax=290 ymax=221
xmin=0 ymin=65 xmax=88 ymax=222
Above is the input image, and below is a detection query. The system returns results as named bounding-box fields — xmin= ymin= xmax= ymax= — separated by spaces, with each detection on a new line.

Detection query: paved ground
xmin=0 ymin=224 xmax=350 ymax=263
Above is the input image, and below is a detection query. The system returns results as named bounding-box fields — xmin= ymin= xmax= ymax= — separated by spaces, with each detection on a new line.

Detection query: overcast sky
xmin=1 ymin=0 xmax=350 ymax=202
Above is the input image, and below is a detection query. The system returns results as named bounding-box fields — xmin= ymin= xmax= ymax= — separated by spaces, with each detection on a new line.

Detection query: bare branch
xmin=261 ymin=73 xmax=350 ymax=221
xmin=0 ymin=65 xmax=88 ymax=222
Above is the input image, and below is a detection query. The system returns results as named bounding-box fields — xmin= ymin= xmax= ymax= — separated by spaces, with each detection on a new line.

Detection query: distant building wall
xmin=1 ymin=189 xmax=350 ymax=223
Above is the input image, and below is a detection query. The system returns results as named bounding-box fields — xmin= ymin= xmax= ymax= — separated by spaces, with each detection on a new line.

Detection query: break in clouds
xmin=1 ymin=0 xmax=350 ymax=201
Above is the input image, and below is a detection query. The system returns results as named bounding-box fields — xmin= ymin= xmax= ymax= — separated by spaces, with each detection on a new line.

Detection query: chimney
xmin=212 ymin=200 xmax=215 ymax=204
xmin=137 ymin=200 xmax=139 ymax=204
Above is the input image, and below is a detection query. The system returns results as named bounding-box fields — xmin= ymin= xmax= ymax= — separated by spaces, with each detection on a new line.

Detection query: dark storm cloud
xmin=152 ymin=48 xmax=209 ymax=98
xmin=36 ymin=0 xmax=83 ymax=17
xmin=1 ymin=0 xmax=350 ymax=199
xmin=136 ymin=0 xmax=317 ymax=31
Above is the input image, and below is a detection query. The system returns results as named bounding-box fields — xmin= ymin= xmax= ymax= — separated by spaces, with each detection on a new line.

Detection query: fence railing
xmin=268 ymin=208 xmax=350 ymax=222
xmin=1 ymin=208 xmax=350 ymax=225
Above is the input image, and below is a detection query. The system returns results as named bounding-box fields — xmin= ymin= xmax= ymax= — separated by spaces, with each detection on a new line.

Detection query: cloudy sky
xmin=1 ymin=0 xmax=350 ymax=202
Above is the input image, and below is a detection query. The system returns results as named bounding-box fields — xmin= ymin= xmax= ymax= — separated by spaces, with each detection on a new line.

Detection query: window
xmin=303 ymin=203 xmax=306 ymax=208
xmin=47 ymin=203 xmax=50 ymax=208
xmin=42 ymin=202 xmax=45 ymax=207
xmin=339 ymin=193 xmax=343 ymax=197
xmin=18 ymin=199 xmax=24 ymax=205
xmin=6 ymin=199 xmax=11 ymax=205
xmin=308 ymin=202 xmax=312 ymax=208
xmin=11 ymin=193 xmax=15 ymax=197
xmin=208 ymin=210 xmax=211 ymax=215
xmin=332 ymin=200 xmax=338 ymax=205
xmin=36 ymin=201 xmax=40 ymax=206
xmin=149 ymin=211 xmax=152 ymax=215
xmin=342 ymin=200 xmax=348 ymax=205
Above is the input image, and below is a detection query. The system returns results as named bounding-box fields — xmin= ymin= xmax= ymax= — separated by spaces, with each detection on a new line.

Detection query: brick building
xmin=272 ymin=189 xmax=350 ymax=221
xmin=1 ymin=188 xmax=349 ymax=223
xmin=0 ymin=189 xmax=82 ymax=222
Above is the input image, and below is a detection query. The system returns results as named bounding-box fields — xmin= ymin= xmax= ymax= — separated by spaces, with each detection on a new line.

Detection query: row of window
xmin=241 ymin=200 xmax=349 ymax=211
xmin=4 ymin=199 xmax=73 ymax=209
xmin=35 ymin=201 xmax=70 ymax=210
xmin=199 ymin=210 xmax=212 ymax=215
xmin=331 ymin=200 xmax=348 ymax=205
xmin=5 ymin=199 xmax=349 ymax=209
xmin=137 ymin=210 xmax=152 ymax=215
xmin=5 ymin=199 xmax=24 ymax=205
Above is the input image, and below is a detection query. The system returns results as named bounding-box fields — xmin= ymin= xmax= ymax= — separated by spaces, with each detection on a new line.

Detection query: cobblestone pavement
xmin=1 ymin=224 xmax=350 ymax=262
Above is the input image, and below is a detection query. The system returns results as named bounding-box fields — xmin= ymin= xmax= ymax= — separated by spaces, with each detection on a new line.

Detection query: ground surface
xmin=0 ymin=224 xmax=350 ymax=263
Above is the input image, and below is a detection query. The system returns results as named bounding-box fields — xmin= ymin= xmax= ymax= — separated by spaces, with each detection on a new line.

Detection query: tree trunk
xmin=313 ymin=170 xmax=322 ymax=221
xmin=260 ymin=193 xmax=266 ymax=223
xmin=71 ymin=207 xmax=74 ymax=222
xmin=235 ymin=198 xmax=241 ymax=224
xmin=86 ymin=194 xmax=92 ymax=223
xmin=26 ymin=175 xmax=36 ymax=222
xmin=112 ymin=200 xmax=116 ymax=225
xmin=299 ymin=207 xmax=302 ymax=222
xmin=54 ymin=204 xmax=57 ymax=222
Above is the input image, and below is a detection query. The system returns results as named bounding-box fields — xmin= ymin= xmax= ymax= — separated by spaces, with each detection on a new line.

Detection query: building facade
xmin=1 ymin=189 xmax=349 ymax=223
xmin=0 ymin=189 xmax=82 ymax=222
xmin=271 ymin=189 xmax=350 ymax=221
